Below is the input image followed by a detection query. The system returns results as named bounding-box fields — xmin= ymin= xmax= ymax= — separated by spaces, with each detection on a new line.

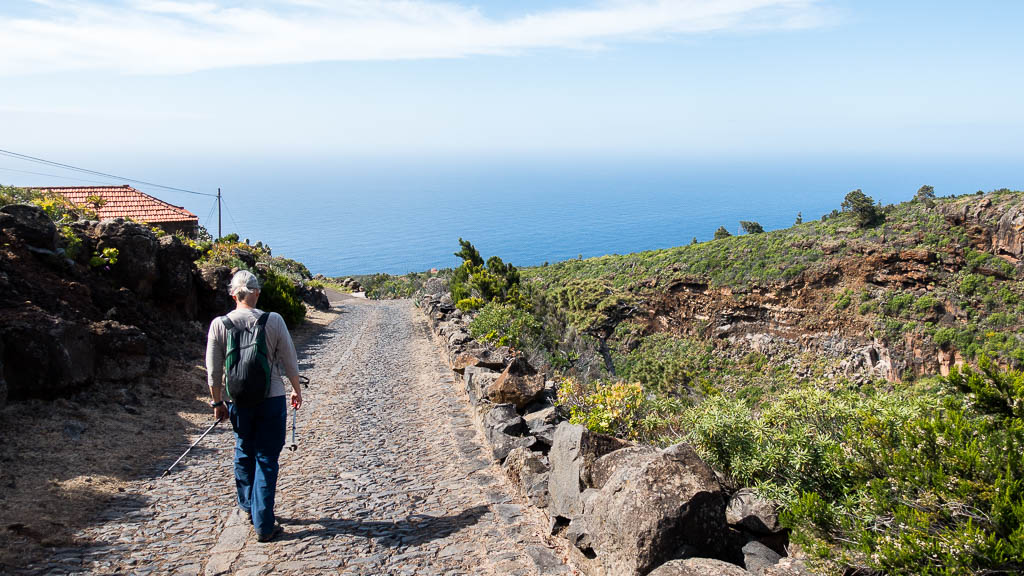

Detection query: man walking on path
xmin=206 ymin=270 xmax=303 ymax=542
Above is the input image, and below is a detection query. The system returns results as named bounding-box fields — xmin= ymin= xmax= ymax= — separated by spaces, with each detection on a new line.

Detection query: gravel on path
xmin=20 ymin=298 xmax=571 ymax=576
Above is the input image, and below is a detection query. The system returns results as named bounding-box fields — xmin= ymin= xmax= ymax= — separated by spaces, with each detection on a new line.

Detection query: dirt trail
xmin=16 ymin=297 xmax=570 ymax=575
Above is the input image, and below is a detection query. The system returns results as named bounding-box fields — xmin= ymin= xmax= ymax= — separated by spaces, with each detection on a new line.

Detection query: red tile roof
xmin=33 ymin=185 xmax=198 ymax=224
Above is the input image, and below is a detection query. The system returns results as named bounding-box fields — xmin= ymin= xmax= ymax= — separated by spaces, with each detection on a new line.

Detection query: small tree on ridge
xmin=740 ymin=221 xmax=764 ymax=234
xmin=841 ymin=189 xmax=883 ymax=228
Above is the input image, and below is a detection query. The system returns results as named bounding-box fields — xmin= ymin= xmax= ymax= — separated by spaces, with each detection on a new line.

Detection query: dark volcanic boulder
xmin=0 ymin=204 xmax=58 ymax=250
xmin=155 ymin=235 xmax=199 ymax=318
xmin=548 ymin=422 xmax=632 ymax=520
xmin=589 ymin=445 xmax=659 ymax=490
xmin=197 ymin=265 xmax=234 ymax=319
xmin=648 ymin=558 xmax=752 ymax=576
xmin=741 ymin=541 xmax=782 ymax=576
xmin=464 ymin=366 xmax=500 ymax=406
xmin=90 ymin=320 xmax=150 ymax=382
xmin=485 ymin=358 xmax=545 ymax=410
xmin=452 ymin=345 xmax=510 ymax=372
xmin=94 ymin=219 xmax=159 ymax=298
xmin=577 ymin=442 xmax=728 ymax=576
xmin=294 ymin=282 xmax=330 ymax=310
xmin=483 ymin=404 xmax=535 ymax=461
xmin=726 ymin=489 xmax=783 ymax=535
xmin=1 ymin=310 xmax=94 ymax=399
xmin=0 ymin=338 xmax=6 ymax=409
xmin=503 ymin=446 xmax=551 ymax=508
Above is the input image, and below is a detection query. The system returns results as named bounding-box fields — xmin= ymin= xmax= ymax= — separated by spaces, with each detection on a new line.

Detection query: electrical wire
xmin=220 ymin=196 xmax=241 ymax=233
xmin=0 ymin=165 xmax=123 ymax=186
xmin=0 ymin=148 xmax=217 ymax=198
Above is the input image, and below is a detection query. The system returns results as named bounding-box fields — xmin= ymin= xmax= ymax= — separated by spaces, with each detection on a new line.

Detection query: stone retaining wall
xmin=415 ymin=283 xmax=815 ymax=576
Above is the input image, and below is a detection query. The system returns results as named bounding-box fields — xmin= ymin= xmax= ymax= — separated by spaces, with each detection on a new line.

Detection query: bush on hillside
xmin=557 ymin=378 xmax=687 ymax=442
xmin=468 ymin=301 xmax=543 ymax=350
xmin=257 ymin=268 xmax=306 ymax=328
xmin=740 ymin=220 xmax=765 ymax=234
xmin=450 ymin=239 xmax=524 ymax=306
xmin=714 ymin=226 xmax=732 ymax=240
xmin=915 ymin=184 xmax=937 ymax=207
xmin=783 ymin=360 xmax=1024 ymax=575
xmin=841 ymin=189 xmax=883 ymax=228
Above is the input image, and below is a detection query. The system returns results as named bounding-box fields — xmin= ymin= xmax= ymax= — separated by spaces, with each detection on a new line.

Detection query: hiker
xmin=206 ymin=270 xmax=302 ymax=542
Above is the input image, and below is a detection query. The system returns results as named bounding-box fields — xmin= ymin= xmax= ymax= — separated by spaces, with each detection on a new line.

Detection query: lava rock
xmin=548 ymin=422 xmax=631 ymax=520
xmin=155 ymin=235 xmax=199 ymax=318
xmin=485 ymin=356 xmax=545 ymax=410
xmin=94 ymin=218 xmax=160 ymax=298
xmin=742 ymin=541 xmax=782 ymax=576
xmin=648 ymin=558 xmax=752 ymax=576
xmin=0 ymin=204 xmax=58 ymax=250
xmin=576 ymin=442 xmax=727 ymax=576
xmin=503 ymin=446 xmax=551 ymax=508
xmin=727 ymin=489 xmax=782 ymax=535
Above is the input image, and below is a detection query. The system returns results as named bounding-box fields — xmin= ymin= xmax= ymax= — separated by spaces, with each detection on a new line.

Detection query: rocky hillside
xmin=0 ymin=199 xmax=329 ymax=406
xmin=526 ymin=189 xmax=1024 ymax=386
xmin=428 ymin=188 xmax=1024 ymax=576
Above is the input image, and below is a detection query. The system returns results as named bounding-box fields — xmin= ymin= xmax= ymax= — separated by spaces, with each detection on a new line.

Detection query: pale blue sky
xmin=1 ymin=1 xmax=1022 ymax=170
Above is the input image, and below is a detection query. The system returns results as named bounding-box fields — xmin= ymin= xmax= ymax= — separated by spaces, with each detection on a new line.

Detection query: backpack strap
xmin=255 ymin=312 xmax=270 ymax=328
xmin=219 ymin=316 xmax=235 ymax=332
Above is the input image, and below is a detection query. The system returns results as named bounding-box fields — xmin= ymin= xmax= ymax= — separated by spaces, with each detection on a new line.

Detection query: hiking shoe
xmin=256 ymin=524 xmax=283 ymax=543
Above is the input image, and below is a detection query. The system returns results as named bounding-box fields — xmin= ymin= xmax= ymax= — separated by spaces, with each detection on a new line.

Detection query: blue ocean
xmin=148 ymin=157 xmax=1024 ymax=276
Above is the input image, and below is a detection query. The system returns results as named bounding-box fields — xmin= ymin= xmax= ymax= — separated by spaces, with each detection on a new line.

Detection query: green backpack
xmin=221 ymin=312 xmax=272 ymax=407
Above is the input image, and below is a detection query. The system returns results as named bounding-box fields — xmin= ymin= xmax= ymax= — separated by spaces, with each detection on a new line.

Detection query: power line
xmin=0 ymin=165 xmax=124 ymax=186
xmin=220 ymin=196 xmax=241 ymax=232
xmin=0 ymin=148 xmax=218 ymax=198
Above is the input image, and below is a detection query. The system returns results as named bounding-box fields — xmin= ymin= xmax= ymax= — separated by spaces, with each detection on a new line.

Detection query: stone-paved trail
xmin=28 ymin=297 xmax=571 ymax=575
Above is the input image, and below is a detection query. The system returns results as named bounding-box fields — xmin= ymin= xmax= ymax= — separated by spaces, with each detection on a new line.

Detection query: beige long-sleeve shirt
xmin=206 ymin=308 xmax=300 ymax=398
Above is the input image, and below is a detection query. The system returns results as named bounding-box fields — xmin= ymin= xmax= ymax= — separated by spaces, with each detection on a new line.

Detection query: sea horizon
xmin=4 ymin=156 xmax=1022 ymax=276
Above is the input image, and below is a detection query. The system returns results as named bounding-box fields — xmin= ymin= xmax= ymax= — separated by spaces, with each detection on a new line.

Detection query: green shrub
xmin=933 ymin=327 xmax=957 ymax=348
xmin=740 ymin=221 xmax=765 ymax=234
xmin=89 ymin=247 xmax=119 ymax=270
xmin=913 ymin=294 xmax=941 ymax=314
xmin=782 ymin=361 xmax=1024 ymax=575
xmin=257 ymin=268 xmax=306 ymax=328
xmin=450 ymin=239 xmax=522 ymax=307
xmin=560 ymin=378 xmax=645 ymax=437
xmin=834 ymin=289 xmax=852 ymax=310
xmin=961 ymin=273 xmax=990 ymax=296
xmin=60 ymin=225 xmax=83 ymax=260
xmin=468 ymin=301 xmax=542 ymax=350
xmin=456 ymin=297 xmax=484 ymax=312
xmin=618 ymin=333 xmax=709 ymax=395
xmin=557 ymin=378 xmax=688 ymax=443
xmin=884 ymin=292 xmax=915 ymax=315
xmin=842 ymin=189 xmax=883 ymax=228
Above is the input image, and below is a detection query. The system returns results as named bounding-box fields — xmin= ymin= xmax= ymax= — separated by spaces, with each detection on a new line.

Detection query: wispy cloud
xmin=0 ymin=0 xmax=830 ymax=76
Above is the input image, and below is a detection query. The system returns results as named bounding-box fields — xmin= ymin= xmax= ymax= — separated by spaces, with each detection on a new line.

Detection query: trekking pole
xmin=288 ymin=407 xmax=298 ymax=452
xmin=161 ymin=419 xmax=221 ymax=477
xmin=288 ymin=375 xmax=307 ymax=452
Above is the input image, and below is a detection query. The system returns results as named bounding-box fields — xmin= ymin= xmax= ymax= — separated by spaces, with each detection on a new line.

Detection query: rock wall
xmin=0 ymin=205 xmax=328 ymax=401
xmin=417 ymin=285 xmax=812 ymax=576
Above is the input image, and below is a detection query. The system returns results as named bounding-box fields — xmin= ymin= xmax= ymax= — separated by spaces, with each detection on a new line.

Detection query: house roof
xmin=34 ymin=185 xmax=198 ymax=224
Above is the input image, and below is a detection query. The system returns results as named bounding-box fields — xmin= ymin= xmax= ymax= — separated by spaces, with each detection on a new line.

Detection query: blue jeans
xmin=229 ymin=395 xmax=286 ymax=537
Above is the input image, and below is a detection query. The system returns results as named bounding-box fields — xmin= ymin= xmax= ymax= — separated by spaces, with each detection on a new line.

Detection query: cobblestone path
xmin=25 ymin=298 xmax=570 ymax=575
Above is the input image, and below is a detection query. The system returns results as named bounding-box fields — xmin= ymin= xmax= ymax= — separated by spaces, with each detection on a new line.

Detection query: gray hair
xmin=229 ymin=270 xmax=261 ymax=298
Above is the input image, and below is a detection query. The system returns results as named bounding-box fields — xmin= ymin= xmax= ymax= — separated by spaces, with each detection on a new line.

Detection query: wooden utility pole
xmin=217 ymin=187 xmax=222 ymax=240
